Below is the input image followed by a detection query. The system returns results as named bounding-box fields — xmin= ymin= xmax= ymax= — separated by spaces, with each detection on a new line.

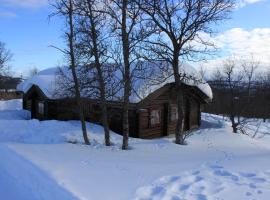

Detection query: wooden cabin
xmin=0 ymin=75 xmax=22 ymax=100
xmin=18 ymin=67 xmax=212 ymax=139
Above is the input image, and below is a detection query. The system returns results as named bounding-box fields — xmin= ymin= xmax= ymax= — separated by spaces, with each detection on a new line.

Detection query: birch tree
xmin=75 ymin=0 xmax=112 ymax=146
xmin=105 ymin=0 xmax=152 ymax=149
xmin=138 ymin=0 xmax=234 ymax=144
xmin=0 ymin=41 xmax=12 ymax=77
xmin=51 ymin=0 xmax=90 ymax=145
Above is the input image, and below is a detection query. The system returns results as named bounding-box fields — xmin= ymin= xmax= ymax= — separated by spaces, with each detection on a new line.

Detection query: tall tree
xmin=0 ymin=41 xmax=12 ymax=76
xmin=105 ymin=0 xmax=150 ymax=149
xmin=138 ymin=0 xmax=234 ymax=144
xmin=211 ymin=57 xmax=259 ymax=134
xmin=51 ymin=0 xmax=90 ymax=145
xmin=76 ymin=0 xmax=111 ymax=146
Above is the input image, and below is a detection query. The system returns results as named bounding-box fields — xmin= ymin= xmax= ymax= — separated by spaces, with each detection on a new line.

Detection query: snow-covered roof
xmin=132 ymin=62 xmax=213 ymax=102
xmin=17 ymin=63 xmax=212 ymax=102
xmin=17 ymin=68 xmax=59 ymax=98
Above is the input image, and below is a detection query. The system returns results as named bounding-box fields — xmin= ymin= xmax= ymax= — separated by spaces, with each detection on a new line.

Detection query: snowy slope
xmin=0 ymin=100 xmax=269 ymax=200
xmin=0 ymin=144 xmax=78 ymax=200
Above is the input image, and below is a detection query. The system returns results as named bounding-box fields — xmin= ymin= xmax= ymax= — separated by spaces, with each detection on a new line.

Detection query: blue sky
xmin=0 ymin=0 xmax=269 ymax=76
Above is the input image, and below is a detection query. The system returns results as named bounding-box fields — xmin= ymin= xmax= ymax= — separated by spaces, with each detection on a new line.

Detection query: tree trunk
xmin=121 ymin=0 xmax=130 ymax=150
xmin=87 ymin=1 xmax=110 ymax=146
xmin=68 ymin=0 xmax=90 ymax=145
xmin=173 ymin=53 xmax=185 ymax=145
xmin=175 ymin=88 xmax=185 ymax=144
xmin=96 ymin=65 xmax=110 ymax=146
xmin=230 ymin=115 xmax=238 ymax=133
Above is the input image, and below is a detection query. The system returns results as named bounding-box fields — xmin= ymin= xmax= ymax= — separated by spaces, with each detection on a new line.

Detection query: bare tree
xmin=76 ymin=0 xmax=111 ymax=146
xmin=51 ymin=0 xmax=90 ymax=145
xmin=210 ymin=57 xmax=259 ymax=134
xmin=222 ymin=58 xmax=243 ymax=133
xmin=27 ymin=67 xmax=39 ymax=78
xmin=105 ymin=0 xmax=152 ymax=149
xmin=138 ymin=0 xmax=234 ymax=144
xmin=242 ymin=56 xmax=258 ymax=97
xmin=256 ymin=70 xmax=270 ymax=122
xmin=0 ymin=41 xmax=12 ymax=77
xmin=199 ymin=64 xmax=207 ymax=80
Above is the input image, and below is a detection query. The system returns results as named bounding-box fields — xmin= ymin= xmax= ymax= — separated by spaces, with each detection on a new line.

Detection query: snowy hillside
xmin=0 ymin=99 xmax=269 ymax=200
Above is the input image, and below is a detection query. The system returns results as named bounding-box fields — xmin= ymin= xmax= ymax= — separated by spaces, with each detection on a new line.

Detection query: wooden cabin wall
xmin=23 ymin=86 xmax=48 ymax=120
xmin=189 ymin=98 xmax=200 ymax=129
xmin=138 ymin=91 xmax=171 ymax=139
xmin=167 ymin=104 xmax=177 ymax=135
xmin=47 ymin=99 xmax=138 ymax=138
xmin=138 ymin=87 xmax=202 ymax=139
xmin=22 ymin=83 xmax=204 ymax=139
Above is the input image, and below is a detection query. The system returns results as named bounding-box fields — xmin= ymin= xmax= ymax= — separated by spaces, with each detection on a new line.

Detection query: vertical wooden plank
xmin=163 ymin=103 xmax=169 ymax=136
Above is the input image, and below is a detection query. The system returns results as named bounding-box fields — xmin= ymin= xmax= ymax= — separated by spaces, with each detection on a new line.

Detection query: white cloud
xmin=215 ymin=28 xmax=270 ymax=65
xmin=0 ymin=0 xmax=48 ymax=8
xmin=0 ymin=10 xmax=17 ymax=18
xmin=237 ymin=0 xmax=265 ymax=7
xmin=195 ymin=28 xmax=270 ymax=77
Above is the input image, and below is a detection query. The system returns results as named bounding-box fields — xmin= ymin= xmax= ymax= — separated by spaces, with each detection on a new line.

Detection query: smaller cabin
xmin=0 ymin=76 xmax=22 ymax=100
xmin=17 ymin=66 xmax=212 ymax=139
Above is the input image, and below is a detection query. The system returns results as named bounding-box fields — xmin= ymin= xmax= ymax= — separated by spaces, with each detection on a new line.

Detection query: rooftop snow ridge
xmin=17 ymin=63 xmax=213 ymax=102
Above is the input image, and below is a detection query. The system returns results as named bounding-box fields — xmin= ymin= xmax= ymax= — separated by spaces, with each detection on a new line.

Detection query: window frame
xmin=149 ymin=109 xmax=161 ymax=128
xmin=170 ymin=105 xmax=178 ymax=122
xmin=38 ymin=101 xmax=45 ymax=115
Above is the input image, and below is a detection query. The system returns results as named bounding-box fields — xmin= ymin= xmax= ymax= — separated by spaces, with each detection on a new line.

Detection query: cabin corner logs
xmin=23 ymin=83 xmax=207 ymax=139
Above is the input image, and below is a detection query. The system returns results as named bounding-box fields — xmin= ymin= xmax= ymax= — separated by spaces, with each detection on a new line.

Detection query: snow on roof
xmin=17 ymin=63 xmax=213 ymax=102
xmin=17 ymin=67 xmax=59 ymax=99
xmin=131 ymin=62 xmax=213 ymax=102
xmin=180 ymin=63 xmax=213 ymax=99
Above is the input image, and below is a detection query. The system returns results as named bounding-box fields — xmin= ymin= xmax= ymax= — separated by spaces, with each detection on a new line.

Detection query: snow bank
xmin=0 ymin=99 xmax=30 ymax=120
xmin=0 ymin=99 xmax=22 ymax=110
xmin=0 ymin=119 xmax=121 ymax=144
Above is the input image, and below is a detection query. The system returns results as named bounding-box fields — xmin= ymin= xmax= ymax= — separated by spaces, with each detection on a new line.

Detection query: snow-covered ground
xmin=0 ymin=99 xmax=269 ymax=200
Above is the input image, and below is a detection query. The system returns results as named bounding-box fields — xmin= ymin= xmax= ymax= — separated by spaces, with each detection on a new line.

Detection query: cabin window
xmin=38 ymin=102 xmax=44 ymax=115
xmin=170 ymin=106 xmax=178 ymax=121
xmin=150 ymin=109 xmax=161 ymax=127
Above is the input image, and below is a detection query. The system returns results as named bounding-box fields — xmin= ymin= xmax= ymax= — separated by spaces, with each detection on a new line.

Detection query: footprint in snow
xmin=257 ymin=190 xmax=263 ymax=194
xmin=151 ymin=186 xmax=165 ymax=196
xmin=213 ymin=169 xmax=239 ymax=181
xmin=192 ymin=170 xmax=200 ymax=175
xmin=209 ymin=165 xmax=223 ymax=169
xmin=240 ymin=172 xmax=257 ymax=178
xmin=169 ymin=176 xmax=181 ymax=182
xmin=251 ymin=177 xmax=266 ymax=183
xmin=246 ymin=191 xmax=252 ymax=196
xmin=170 ymin=196 xmax=181 ymax=200
xmin=249 ymin=183 xmax=257 ymax=189
xmin=134 ymin=166 xmax=270 ymax=200
xmin=179 ymin=184 xmax=190 ymax=191
xmin=195 ymin=176 xmax=204 ymax=182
